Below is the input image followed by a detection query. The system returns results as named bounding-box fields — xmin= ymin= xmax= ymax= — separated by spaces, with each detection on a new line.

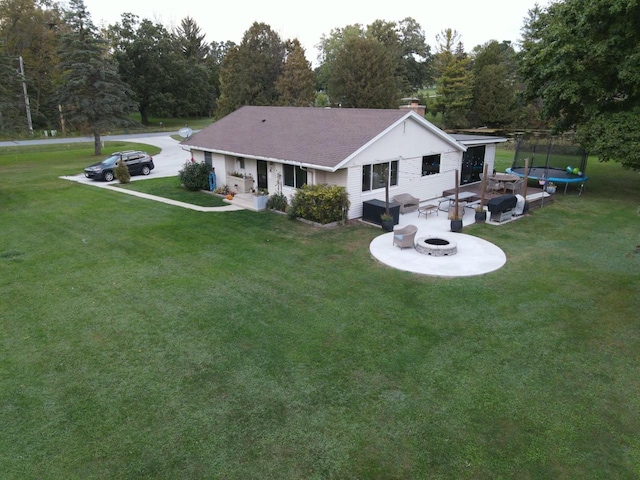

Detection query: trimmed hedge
xmin=288 ymin=184 xmax=350 ymax=224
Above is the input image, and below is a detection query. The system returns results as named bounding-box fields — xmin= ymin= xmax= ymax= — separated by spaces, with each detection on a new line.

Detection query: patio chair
xmin=392 ymin=224 xmax=418 ymax=250
xmin=486 ymin=177 xmax=504 ymax=194
xmin=393 ymin=193 xmax=420 ymax=214
xmin=505 ymin=178 xmax=524 ymax=195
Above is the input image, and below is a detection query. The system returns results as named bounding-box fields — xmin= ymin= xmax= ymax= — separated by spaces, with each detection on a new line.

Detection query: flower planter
xmin=381 ymin=218 xmax=394 ymax=232
xmin=475 ymin=210 xmax=486 ymax=223
xmin=253 ymin=194 xmax=269 ymax=211
xmin=226 ymin=175 xmax=253 ymax=193
xmin=450 ymin=219 xmax=463 ymax=232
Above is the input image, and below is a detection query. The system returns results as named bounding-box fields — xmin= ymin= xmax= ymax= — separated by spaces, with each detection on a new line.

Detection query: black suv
xmin=84 ymin=150 xmax=154 ymax=181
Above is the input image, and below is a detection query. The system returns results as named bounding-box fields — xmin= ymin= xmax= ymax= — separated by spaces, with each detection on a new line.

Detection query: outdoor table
xmin=417 ymin=204 xmax=439 ymax=218
xmin=438 ymin=191 xmax=476 ymax=212
xmin=488 ymin=174 xmax=519 ymax=193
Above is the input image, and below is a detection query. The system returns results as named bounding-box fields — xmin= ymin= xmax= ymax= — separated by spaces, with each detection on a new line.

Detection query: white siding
xmin=191 ymin=120 xmax=503 ymax=221
xmin=341 ymin=118 xmax=465 ymax=220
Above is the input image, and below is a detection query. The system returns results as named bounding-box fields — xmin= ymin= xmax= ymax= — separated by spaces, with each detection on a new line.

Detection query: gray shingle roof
xmin=182 ymin=106 xmax=431 ymax=170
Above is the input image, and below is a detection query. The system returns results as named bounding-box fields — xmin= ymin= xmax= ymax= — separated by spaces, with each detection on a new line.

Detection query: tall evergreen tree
xmin=216 ymin=22 xmax=285 ymax=117
xmin=176 ymin=16 xmax=208 ymax=62
xmin=275 ymin=39 xmax=315 ymax=107
xmin=57 ymin=0 xmax=136 ymax=154
xmin=469 ymin=40 xmax=518 ymax=128
xmin=431 ymin=29 xmax=473 ymax=128
xmin=328 ymin=36 xmax=397 ymax=108
xmin=315 ymin=24 xmax=364 ymax=94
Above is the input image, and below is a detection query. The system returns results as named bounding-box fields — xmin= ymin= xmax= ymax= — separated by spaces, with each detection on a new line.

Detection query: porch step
xmin=223 ymin=193 xmax=264 ymax=212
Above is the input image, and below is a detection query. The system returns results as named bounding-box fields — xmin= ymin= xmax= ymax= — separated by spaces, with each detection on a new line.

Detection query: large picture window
xmin=422 ymin=154 xmax=441 ymax=176
xmin=284 ymin=164 xmax=308 ymax=188
xmin=362 ymin=160 xmax=398 ymax=192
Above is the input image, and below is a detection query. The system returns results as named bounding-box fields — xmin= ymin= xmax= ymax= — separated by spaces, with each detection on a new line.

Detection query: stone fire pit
xmin=415 ymin=236 xmax=458 ymax=256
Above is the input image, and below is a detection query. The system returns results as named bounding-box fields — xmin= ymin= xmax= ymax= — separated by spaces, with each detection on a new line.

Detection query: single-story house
xmin=181 ymin=106 xmax=506 ymax=220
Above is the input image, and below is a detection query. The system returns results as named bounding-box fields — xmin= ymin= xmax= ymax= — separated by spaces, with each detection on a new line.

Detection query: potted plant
xmin=450 ymin=213 xmax=463 ymax=232
xmin=225 ymin=171 xmax=253 ymax=193
xmin=380 ymin=212 xmax=394 ymax=232
xmin=546 ymin=182 xmax=557 ymax=194
xmin=474 ymin=204 xmax=486 ymax=223
xmin=252 ymin=188 xmax=269 ymax=210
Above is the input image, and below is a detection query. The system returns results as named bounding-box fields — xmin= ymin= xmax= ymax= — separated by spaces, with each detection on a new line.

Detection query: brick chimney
xmin=399 ymin=97 xmax=426 ymax=117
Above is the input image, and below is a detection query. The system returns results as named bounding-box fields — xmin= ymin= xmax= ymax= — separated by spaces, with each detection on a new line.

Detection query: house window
xmin=422 ymin=154 xmax=440 ymax=176
xmin=284 ymin=164 xmax=308 ymax=188
xmin=237 ymin=157 xmax=245 ymax=169
xmin=204 ymin=151 xmax=212 ymax=168
xmin=362 ymin=160 xmax=398 ymax=192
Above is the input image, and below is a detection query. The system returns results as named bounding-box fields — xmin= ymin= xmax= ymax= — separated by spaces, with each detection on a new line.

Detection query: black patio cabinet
xmin=362 ymin=199 xmax=400 ymax=226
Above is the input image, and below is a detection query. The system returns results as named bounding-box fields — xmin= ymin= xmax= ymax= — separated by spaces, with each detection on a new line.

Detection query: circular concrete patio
xmin=369 ymin=209 xmax=507 ymax=277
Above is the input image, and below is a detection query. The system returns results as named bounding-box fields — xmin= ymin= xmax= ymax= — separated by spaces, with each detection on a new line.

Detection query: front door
xmin=461 ymin=145 xmax=486 ymax=185
xmin=257 ymin=160 xmax=268 ymax=190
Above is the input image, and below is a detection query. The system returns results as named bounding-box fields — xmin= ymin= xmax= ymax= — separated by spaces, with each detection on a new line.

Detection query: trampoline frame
xmin=507 ymin=138 xmax=588 ymax=195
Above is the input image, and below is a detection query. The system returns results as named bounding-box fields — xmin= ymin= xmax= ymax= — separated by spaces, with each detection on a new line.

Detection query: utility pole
xmin=18 ymin=56 xmax=34 ymax=136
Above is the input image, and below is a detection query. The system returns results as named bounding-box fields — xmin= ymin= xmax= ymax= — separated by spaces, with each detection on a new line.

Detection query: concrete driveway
xmin=57 ymin=133 xmax=191 ymax=185
xmin=53 ymin=133 xmax=243 ymax=212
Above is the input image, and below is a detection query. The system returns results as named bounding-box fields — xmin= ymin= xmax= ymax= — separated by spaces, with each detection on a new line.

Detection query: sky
xmin=82 ymin=0 xmax=548 ymax=66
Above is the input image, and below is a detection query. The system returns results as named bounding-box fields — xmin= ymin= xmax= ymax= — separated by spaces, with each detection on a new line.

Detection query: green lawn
xmin=115 ymin=177 xmax=227 ymax=208
xmin=1 ymin=142 xmax=639 ymax=479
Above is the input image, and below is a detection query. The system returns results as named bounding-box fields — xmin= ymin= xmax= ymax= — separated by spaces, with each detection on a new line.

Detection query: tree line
xmin=1 ymin=0 xmax=638 ymax=169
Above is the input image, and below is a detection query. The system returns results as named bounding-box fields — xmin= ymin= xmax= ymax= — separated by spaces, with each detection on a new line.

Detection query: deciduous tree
xmin=518 ymin=0 xmax=640 ymax=169
xmin=317 ymin=18 xmax=431 ymax=101
xmin=107 ymin=14 xmax=177 ymax=124
xmin=0 ymin=49 xmax=24 ymax=131
xmin=0 ymin=0 xmax=63 ymax=129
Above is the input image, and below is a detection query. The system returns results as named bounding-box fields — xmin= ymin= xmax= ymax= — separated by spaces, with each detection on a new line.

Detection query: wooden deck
xmin=442 ymin=181 xmax=554 ymax=210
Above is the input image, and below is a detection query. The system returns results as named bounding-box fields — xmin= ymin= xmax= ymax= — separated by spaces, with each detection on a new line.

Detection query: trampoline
xmin=506 ymin=138 xmax=588 ymax=195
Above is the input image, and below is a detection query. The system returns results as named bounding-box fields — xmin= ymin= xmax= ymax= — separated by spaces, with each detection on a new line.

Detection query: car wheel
xmin=103 ymin=171 xmax=114 ymax=182
xmin=141 ymin=165 xmax=151 ymax=175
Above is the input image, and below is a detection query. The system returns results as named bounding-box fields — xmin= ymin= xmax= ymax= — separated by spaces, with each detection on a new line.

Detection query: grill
xmin=487 ymin=194 xmax=517 ymax=222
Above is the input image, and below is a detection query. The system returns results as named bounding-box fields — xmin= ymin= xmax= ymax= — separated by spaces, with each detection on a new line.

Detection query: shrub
xmin=213 ymin=185 xmax=230 ymax=195
xmin=115 ymin=159 xmax=131 ymax=184
xmin=288 ymin=184 xmax=350 ymax=224
xmin=266 ymin=192 xmax=288 ymax=212
xmin=178 ymin=161 xmax=209 ymax=191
